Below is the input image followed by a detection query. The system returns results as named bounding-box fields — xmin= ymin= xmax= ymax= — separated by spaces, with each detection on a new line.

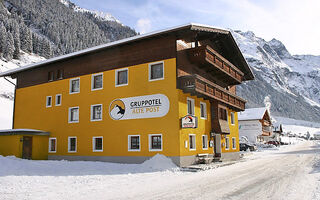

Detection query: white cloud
xmin=136 ymin=18 xmax=152 ymax=34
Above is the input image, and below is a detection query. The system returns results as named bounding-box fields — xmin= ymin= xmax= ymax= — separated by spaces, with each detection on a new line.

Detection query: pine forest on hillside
xmin=0 ymin=0 xmax=136 ymax=61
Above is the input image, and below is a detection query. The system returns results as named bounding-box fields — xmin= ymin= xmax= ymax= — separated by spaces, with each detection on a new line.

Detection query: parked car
xmin=266 ymin=141 xmax=280 ymax=147
xmin=240 ymin=143 xmax=257 ymax=151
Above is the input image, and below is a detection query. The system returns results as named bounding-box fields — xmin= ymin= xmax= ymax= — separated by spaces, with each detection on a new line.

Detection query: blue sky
xmin=72 ymin=0 xmax=320 ymax=55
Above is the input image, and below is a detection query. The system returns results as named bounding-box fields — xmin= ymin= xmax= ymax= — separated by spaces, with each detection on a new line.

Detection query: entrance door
xmin=22 ymin=136 xmax=32 ymax=159
xmin=214 ymin=135 xmax=221 ymax=158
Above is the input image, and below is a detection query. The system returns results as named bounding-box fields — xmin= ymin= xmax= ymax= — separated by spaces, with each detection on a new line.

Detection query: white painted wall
xmin=239 ymin=120 xmax=262 ymax=143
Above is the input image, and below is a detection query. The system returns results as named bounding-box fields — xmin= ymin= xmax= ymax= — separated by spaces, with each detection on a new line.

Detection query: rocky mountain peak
xmin=268 ymin=38 xmax=292 ymax=59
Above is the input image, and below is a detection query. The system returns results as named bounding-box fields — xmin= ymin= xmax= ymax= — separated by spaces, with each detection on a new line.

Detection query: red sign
xmin=181 ymin=115 xmax=198 ymax=128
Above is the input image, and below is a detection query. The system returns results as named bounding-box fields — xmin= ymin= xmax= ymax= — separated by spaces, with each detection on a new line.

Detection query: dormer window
xmin=48 ymin=71 xmax=54 ymax=81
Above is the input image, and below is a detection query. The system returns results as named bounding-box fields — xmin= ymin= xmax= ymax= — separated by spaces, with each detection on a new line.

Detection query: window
xmin=46 ymin=96 xmax=52 ymax=107
xmin=128 ymin=135 xmax=140 ymax=151
xmin=219 ymin=108 xmax=227 ymax=120
xmin=149 ymin=62 xmax=164 ymax=81
xmin=48 ymin=71 xmax=54 ymax=81
xmin=202 ymin=135 xmax=208 ymax=150
xmin=115 ymin=68 xmax=128 ymax=86
xmin=230 ymin=112 xmax=235 ymax=125
xmin=91 ymin=104 xmax=102 ymax=121
xmin=189 ymin=134 xmax=196 ymax=150
xmin=92 ymin=73 xmax=103 ymax=90
xmin=200 ymin=102 xmax=207 ymax=119
xmin=149 ymin=134 xmax=162 ymax=151
xmin=225 ymin=137 xmax=230 ymax=150
xmin=70 ymin=78 xmax=80 ymax=94
xmin=68 ymin=137 xmax=77 ymax=152
xmin=48 ymin=138 xmax=57 ymax=153
xmin=92 ymin=137 xmax=103 ymax=152
xmin=187 ymin=98 xmax=195 ymax=115
xmin=232 ymin=137 xmax=236 ymax=149
xmin=57 ymin=69 xmax=63 ymax=79
xmin=69 ymin=107 xmax=79 ymax=123
xmin=55 ymin=94 xmax=62 ymax=106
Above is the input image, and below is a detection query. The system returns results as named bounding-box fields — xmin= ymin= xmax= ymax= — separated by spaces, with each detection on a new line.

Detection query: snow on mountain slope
xmin=0 ymin=52 xmax=45 ymax=128
xmin=232 ymin=30 xmax=320 ymax=121
xmin=59 ymin=0 xmax=122 ymax=24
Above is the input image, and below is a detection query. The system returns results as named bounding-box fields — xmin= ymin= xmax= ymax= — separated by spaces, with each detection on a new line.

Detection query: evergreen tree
xmin=0 ymin=22 xmax=6 ymax=57
xmin=20 ymin=25 xmax=32 ymax=53
xmin=4 ymin=31 xmax=14 ymax=60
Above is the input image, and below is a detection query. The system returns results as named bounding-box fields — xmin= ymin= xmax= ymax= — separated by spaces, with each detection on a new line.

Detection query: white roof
xmin=238 ymin=107 xmax=268 ymax=121
xmin=0 ymin=23 xmax=229 ymax=77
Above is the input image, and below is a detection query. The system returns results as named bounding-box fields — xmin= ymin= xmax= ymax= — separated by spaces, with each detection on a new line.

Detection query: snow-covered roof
xmin=238 ymin=107 xmax=268 ymax=121
xmin=0 ymin=23 xmax=254 ymax=80
xmin=0 ymin=129 xmax=50 ymax=136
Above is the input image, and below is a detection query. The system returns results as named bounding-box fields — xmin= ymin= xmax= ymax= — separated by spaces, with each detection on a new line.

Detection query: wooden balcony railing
xmin=187 ymin=45 xmax=244 ymax=85
xmin=178 ymin=74 xmax=246 ymax=111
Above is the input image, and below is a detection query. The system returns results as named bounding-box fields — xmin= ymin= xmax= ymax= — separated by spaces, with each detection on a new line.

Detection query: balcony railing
xmin=262 ymin=126 xmax=272 ymax=133
xmin=178 ymin=74 xmax=246 ymax=111
xmin=187 ymin=45 xmax=244 ymax=85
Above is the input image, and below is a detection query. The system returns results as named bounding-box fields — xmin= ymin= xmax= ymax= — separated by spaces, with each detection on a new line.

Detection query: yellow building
xmin=0 ymin=23 xmax=254 ymax=167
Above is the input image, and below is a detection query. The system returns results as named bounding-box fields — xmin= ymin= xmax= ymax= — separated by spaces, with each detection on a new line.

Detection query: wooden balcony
xmin=178 ymin=75 xmax=246 ymax=111
xmin=187 ymin=45 xmax=244 ymax=85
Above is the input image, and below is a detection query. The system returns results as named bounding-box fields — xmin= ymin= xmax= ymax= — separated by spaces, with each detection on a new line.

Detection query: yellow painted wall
xmin=178 ymin=90 xmax=213 ymax=156
xmin=32 ymin=135 xmax=49 ymax=160
xmin=14 ymin=58 xmax=180 ymax=158
xmin=0 ymin=135 xmax=21 ymax=157
xmin=221 ymin=109 xmax=240 ymax=153
xmin=0 ymin=135 xmax=48 ymax=159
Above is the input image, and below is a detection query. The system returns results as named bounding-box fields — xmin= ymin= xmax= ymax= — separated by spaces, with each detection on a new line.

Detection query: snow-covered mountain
xmin=59 ymin=0 xmax=122 ymax=24
xmin=232 ymin=30 xmax=320 ymax=122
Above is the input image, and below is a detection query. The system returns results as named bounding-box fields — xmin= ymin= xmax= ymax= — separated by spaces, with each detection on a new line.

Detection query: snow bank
xmin=140 ymin=154 xmax=177 ymax=171
xmin=0 ymin=154 xmax=178 ymax=177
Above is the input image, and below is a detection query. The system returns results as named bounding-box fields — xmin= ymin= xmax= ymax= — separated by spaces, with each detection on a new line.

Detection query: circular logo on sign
xmin=109 ymin=99 xmax=126 ymax=120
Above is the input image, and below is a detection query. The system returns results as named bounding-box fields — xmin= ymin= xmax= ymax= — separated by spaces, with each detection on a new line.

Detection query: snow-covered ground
xmin=1 ymin=141 xmax=320 ymax=200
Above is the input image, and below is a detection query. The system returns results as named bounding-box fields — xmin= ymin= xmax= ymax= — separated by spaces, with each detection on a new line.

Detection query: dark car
xmin=266 ymin=141 xmax=280 ymax=147
xmin=240 ymin=143 xmax=257 ymax=151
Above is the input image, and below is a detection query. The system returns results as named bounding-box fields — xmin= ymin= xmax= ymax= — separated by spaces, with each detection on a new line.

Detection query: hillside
xmin=0 ymin=0 xmax=136 ymax=60
xmin=232 ymin=30 xmax=320 ymax=122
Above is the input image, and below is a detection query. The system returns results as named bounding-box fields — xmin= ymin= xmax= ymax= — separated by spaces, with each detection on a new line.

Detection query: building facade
xmin=238 ymin=107 xmax=272 ymax=144
xmin=0 ymin=23 xmax=254 ymax=166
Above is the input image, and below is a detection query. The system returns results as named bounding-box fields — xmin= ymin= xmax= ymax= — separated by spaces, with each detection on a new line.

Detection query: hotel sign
xmin=181 ymin=115 xmax=198 ymax=128
xmin=109 ymin=94 xmax=170 ymax=120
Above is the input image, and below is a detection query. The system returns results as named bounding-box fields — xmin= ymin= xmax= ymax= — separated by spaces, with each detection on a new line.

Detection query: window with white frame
xmin=149 ymin=134 xmax=162 ymax=151
xmin=55 ymin=94 xmax=62 ymax=106
xmin=46 ymin=96 xmax=52 ymax=107
xmin=225 ymin=137 xmax=230 ymax=150
xmin=91 ymin=104 xmax=102 ymax=121
xmin=69 ymin=107 xmax=79 ymax=123
xmin=68 ymin=137 xmax=77 ymax=152
xmin=230 ymin=112 xmax=235 ymax=125
xmin=116 ymin=68 xmax=128 ymax=86
xmin=232 ymin=137 xmax=236 ymax=149
xmin=70 ymin=78 xmax=80 ymax=94
xmin=189 ymin=134 xmax=196 ymax=150
xmin=187 ymin=98 xmax=195 ymax=115
xmin=92 ymin=73 xmax=103 ymax=90
xmin=92 ymin=137 xmax=103 ymax=152
xmin=48 ymin=138 xmax=56 ymax=153
xmin=128 ymin=135 xmax=140 ymax=151
xmin=200 ymin=102 xmax=207 ymax=119
xmin=202 ymin=135 xmax=208 ymax=149
xmin=149 ymin=62 xmax=164 ymax=81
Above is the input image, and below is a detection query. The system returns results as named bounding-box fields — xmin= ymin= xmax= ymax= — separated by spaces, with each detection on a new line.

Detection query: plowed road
xmin=1 ymin=141 xmax=320 ymax=200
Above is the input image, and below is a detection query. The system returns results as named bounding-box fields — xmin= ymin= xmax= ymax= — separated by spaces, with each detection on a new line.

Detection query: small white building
xmin=238 ymin=107 xmax=272 ymax=144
